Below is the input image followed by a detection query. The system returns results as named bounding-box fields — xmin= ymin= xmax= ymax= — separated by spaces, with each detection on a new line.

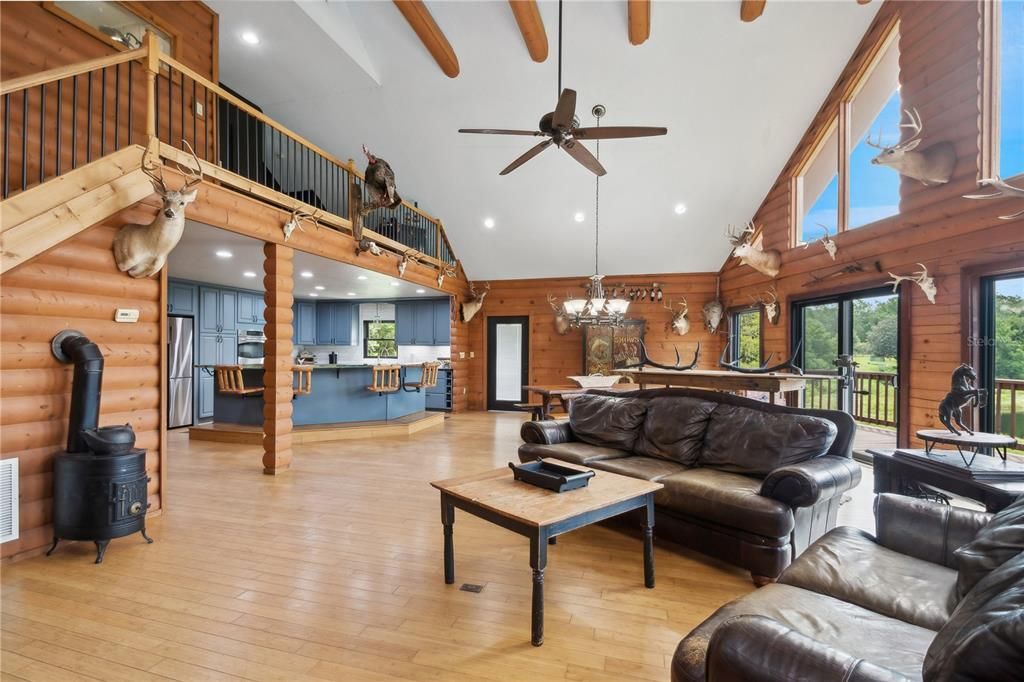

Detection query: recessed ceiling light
xmin=242 ymin=271 xmax=257 ymax=278
xmin=357 ymin=275 xmax=368 ymax=281
xmin=215 ymin=250 xmax=232 ymax=259
xmin=309 ymin=292 xmax=319 ymax=297
xmin=674 ymin=203 xmax=687 ymax=215
xmin=416 ymin=289 xmax=426 ymax=294
xmin=314 ymin=285 xmax=325 ymax=291
xmin=574 ymin=212 xmax=585 ymax=223
xmin=346 ymin=292 xmax=356 ymax=296
xmin=390 ymin=282 xmax=400 ymax=287
xmin=300 ymin=271 xmax=313 ymax=278
xmin=483 ymin=217 xmax=495 ymax=229
xmin=241 ymin=31 xmax=260 ymax=45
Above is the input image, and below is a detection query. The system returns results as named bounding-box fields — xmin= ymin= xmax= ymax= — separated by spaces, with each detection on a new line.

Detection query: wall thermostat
xmin=114 ymin=309 xmax=140 ymax=323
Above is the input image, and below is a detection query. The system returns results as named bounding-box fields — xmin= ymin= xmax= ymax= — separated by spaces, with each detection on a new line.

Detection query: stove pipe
xmin=51 ymin=330 xmax=104 ymax=454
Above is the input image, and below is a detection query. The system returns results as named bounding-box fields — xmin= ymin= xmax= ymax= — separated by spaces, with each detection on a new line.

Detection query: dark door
xmin=487 ymin=316 xmax=529 ymax=411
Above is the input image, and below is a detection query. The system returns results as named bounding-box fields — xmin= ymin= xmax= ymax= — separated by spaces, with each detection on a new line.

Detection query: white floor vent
xmin=0 ymin=458 xmax=19 ymax=543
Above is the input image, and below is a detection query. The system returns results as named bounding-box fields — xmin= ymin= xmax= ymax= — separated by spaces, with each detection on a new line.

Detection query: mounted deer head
xmin=867 ymin=108 xmax=955 ymax=186
xmin=397 ymin=249 xmax=420 ymax=278
xmin=282 ymin=207 xmax=321 ymax=242
xmin=887 ymin=263 xmax=937 ymax=304
xmin=804 ymin=223 xmax=838 ymax=260
xmin=728 ymin=222 xmax=781 ymax=278
xmin=752 ymin=287 xmax=780 ymax=325
xmin=963 ymin=177 xmax=1024 ymax=219
xmin=113 ymin=140 xmax=203 ymax=278
xmin=547 ymin=293 xmax=571 ymax=335
xmin=665 ymin=297 xmax=690 ymax=336
xmin=460 ymin=281 xmax=490 ymax=322
xmin=703 ymin=276 xmax=725 ymax=334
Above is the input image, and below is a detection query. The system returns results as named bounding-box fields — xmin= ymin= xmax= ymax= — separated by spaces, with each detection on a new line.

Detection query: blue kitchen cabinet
xmin=395 ymin=302 xmax=416 ymax=345
xmin=316 ymin=301 xmax=353 ymax=345
xmin=199 ymin=287 xmax=238 ymax=334
xmin=433 ymin=299 xmax=451 ymax=344
xmin=294 ymin=301 xmax=317 ymax=345
xmin=168 ymin=281 xmax=197 ymax=315
xmin=198 ymin=374 xmax=215 ymax=419
xmin=413 ymin=301 xmax=434 ymax=345
xmin=238 ymin=291 xmax=266 ymax=326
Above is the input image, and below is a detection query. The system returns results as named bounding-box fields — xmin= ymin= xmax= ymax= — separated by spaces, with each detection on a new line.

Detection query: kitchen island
xmin=197 ymin=364 xmax=434 ymax=427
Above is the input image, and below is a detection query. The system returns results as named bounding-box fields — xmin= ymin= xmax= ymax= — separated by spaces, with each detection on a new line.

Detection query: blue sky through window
xmin=802 ymin=175 xmax=838 ymax=243
xmin=1002 ymin=0 xmax=1024 ymax=178
xmin=850 ymin=91 xmax=902 ymax=228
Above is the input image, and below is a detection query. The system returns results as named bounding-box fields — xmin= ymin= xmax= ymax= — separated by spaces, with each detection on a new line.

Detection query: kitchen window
xmin=794 ymin=23 xmax=901 ymax=245
xmin=364 ymin=320 xmax=397 ymax=359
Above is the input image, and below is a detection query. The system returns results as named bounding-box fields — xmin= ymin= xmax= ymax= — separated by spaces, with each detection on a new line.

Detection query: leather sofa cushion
xmin=953 ymin=494 xmax=1024 ymax=600
xmin=924 ymin=551 xmax=1024 ymax=682
xmin=633 ymin=396 xmax=717 ymax=466
xmin=779 ymin=526 xmax=956 ymax=631
xmin=671 ymin=583 xmax=935 ymax=682
xmin=568 ymin=394 xmax=648 ymax=451
xmin=699 ymin=404 xmax=838 ymax=476
xmin=656 ymin=468 xmax=794 ymax=538
xmin=518 ymin=442 xmax=632 ymax=467
xmin=588 ymin=456 xmax=687 ymax=482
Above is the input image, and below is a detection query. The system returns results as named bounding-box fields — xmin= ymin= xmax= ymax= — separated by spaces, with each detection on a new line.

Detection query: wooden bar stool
xmin=293 ymin=366 xmax=313 ymax=396
xmin=367 ymin=364 xmax=401 ymax=395
xmin=214 ymin=365 xmax=263 ymax=396
xmin=403 ymin=361 xmax=440 ymax=392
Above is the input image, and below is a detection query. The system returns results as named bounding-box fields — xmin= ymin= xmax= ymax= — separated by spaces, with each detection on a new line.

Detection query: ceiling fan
xmin=457 ymin=1 xmax=667 ymax=176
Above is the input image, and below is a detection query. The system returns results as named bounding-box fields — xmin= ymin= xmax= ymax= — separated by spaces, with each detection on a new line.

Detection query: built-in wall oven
xmin=237 ymin=329 xmax=266 ymax=365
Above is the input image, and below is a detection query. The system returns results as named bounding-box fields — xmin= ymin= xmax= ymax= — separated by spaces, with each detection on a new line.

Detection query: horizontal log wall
xmin=718 ymin=0 xmax=1024 ymax=445
xmin=0 ymin=218 xmax=163 ymax=560
xmin=465 ymin=273 xmax=724 ymax=410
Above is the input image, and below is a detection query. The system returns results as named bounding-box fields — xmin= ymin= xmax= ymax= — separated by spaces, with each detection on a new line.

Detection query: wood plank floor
xmin=2 ymin=412 xmax=762 ymax=681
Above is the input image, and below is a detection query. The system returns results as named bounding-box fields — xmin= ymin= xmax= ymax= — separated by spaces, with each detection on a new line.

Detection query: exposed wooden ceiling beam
xmin=740 ymin=0 xmax=766 ymax=22
xmin=628 ymin=0 xmax=650 ymax=45
xmin=508 ymin=1 xmax=548 ymax=62
xmin=393 ymin=0 xmax=460 ymax=78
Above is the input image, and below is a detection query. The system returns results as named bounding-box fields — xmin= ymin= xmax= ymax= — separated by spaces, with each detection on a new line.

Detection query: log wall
xmin=717 ymin=0 xmax=1024 ymax=446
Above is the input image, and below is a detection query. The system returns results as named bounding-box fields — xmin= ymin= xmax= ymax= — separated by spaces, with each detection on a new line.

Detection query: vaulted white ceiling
xmin=208 ymin=0 xmax=880 ymax=280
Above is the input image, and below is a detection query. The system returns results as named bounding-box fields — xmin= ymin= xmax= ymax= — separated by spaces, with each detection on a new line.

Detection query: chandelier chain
xmin=594 ymin=118 xmax=600 ymax=276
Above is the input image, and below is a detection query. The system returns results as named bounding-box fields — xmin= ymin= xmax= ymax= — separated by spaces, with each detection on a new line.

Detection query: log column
xmin=262 ymin=242 xmax=294 ymax=474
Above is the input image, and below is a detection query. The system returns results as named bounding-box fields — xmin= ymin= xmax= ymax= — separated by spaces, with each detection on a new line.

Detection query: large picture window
xmin=364 ymin=320 xmax=397 ymax=359
xmin=795 ymin=25 xmax=901 ymax=244
xmin=1001 ymin=0 xmax=1024 ymax=178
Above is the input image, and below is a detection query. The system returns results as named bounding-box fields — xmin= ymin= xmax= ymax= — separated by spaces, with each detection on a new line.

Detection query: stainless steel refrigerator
xmin=168 ymin=316 xmax=194 ymax=428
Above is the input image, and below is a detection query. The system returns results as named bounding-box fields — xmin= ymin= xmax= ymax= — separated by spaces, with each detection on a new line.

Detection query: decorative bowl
xmin=567 ymin=374 xmax=625 ymax=388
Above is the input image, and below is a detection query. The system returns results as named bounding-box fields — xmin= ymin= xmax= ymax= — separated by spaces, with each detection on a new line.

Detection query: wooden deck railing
xmin=0 ymin=34 xmax=460 ymax=270
xmin=995 ymin=378 xmax=1024 ymax=440
xmin=804 ymin=371 xmax=898 ymax=428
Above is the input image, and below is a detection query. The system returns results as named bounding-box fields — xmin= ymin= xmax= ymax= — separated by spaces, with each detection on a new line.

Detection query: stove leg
xmin=45 ymin=536 xmax=59 ymax=556
xmin=94 ymin=540 xmax=109 ymax=564
xmin=140 ymin=528 xmax=154 ymax=544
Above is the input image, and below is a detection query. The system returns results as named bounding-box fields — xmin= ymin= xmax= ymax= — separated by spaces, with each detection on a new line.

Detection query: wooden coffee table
xmin=430 ymin=461 xmax=663 ymax=646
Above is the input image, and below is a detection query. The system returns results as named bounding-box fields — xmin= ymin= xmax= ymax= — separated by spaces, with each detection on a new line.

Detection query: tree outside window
xmin=364 ymin=320 xmax=397 ymax=359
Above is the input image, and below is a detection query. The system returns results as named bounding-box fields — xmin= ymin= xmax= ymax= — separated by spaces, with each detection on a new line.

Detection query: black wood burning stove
xmin=46 ymin=330 xmax=153 ymax=564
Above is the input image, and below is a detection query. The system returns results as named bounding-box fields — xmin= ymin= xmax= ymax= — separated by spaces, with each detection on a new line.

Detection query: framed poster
xmin=583 ymin=320 xmax=645 ymax=375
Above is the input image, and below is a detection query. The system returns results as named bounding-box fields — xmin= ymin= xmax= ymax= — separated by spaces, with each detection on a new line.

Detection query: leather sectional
xmin=518 ymin=388 xmax=861 ymax=583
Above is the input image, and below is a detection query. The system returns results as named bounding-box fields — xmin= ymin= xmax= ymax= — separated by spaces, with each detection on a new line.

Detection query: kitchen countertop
xmin=195 ymin=363 xmax=447 ymax=370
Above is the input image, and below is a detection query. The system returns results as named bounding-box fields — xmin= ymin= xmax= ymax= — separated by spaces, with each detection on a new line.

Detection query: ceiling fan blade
xmin=561 ymin=139 xmax=606 ymax=176
xmin=458 ymin=128 xmax=545 ymax=136
xmin=551 ymin=88 xmax=577 ymax=130
xmin=573 ymin=126 xmax=668 ymax=140
xmin=499 ymin=139 xmax=553 ymax=175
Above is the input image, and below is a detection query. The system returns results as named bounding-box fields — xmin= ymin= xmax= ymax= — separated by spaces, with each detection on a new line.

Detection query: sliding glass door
xmin=979 ymin=274 xmax=1024 ymax=441
xmin=793 ymin=287 xmax=900 ymax=448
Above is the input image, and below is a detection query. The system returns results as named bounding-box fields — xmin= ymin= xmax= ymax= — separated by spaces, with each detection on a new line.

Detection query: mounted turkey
xmin=350 ymin=145 xmax=401 ymax=243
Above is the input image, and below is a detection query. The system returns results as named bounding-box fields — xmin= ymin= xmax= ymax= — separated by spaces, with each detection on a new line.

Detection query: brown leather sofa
xmin=672 ymin=493 xmax=1024 ymax=682
xmin=519 ymin=388 xmax=861 ymax=583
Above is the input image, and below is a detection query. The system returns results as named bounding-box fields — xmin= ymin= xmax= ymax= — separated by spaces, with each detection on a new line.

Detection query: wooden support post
xmin=627 ymin=0 xmax=650 ymax=46
xmin=262 ymin=242 xmax=294 ymax=474
xmin=143 ymin=31 xmax=160 ymax=139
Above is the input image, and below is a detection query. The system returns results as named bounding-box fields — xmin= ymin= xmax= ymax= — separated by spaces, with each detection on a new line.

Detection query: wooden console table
xmin=613 ymin=369 xmax=833 ymax=405
xmin=431 ymin=462 xmax=662 ymax=646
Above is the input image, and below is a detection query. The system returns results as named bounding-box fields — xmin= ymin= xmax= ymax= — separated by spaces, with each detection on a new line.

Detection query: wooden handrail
xmin=0 ymin=47 xmax=148 ymax=96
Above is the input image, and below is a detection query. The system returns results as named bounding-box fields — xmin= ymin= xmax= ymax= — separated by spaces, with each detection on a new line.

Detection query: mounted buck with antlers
xmin=887 ymin=263 xmax=937 ymax=304
xmin=460 ymin=282 xmax=490 ymax=323
xmin=804 ymin=224 xmax=838 ymax=260
xmin=867 ymin=108 xmax=955 ymax=186
xmin=751 ymin=287 xmax=780 ymax=325
xmin=437 ymin=265 xmax=456 ymax=288
xmin=113 ymin=141 xmax=203 ymax=278
xmin=665 ymin=297 xmax=690 ymax=336
xmin=547 ymin=294 xmax=571 ymax=335
xmin=397 ymin=249 xmax=421 ymax=278
xmin=963 ymin=177 xmax=1024 ymax=219
xmin=728 ymin=222 xmax=781 ymax=278
xmin=282 ymin=207 xmax=321 ymax=242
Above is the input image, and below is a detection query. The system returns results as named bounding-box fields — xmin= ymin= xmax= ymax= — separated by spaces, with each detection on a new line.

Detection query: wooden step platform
xmin=187 ymin=411 xmax=445 ymax=445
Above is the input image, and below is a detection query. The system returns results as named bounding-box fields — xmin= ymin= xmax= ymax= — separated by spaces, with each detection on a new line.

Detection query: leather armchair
xmin=874 ymin=493 xmax=992 ymax=568
xmin=706 ymin=615 xmax=912 ymax=682
xmin=761 ymin=455 xmax=862 ymax=508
